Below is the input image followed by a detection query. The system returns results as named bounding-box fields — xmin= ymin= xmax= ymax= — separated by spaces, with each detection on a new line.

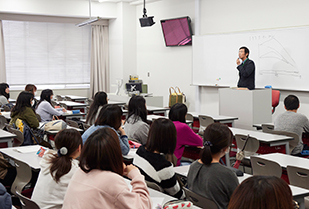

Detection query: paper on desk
xmin=15 ymin=146 xmax=40 ymax=153
xmin=152 ymin=197 xmax=165 ymax=209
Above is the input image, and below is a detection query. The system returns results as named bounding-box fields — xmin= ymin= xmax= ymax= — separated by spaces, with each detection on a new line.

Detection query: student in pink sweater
xmin=169 ymin=103 xmax=203 ymax=166
xmin=62 ymin=127 xmax=152 ymax=209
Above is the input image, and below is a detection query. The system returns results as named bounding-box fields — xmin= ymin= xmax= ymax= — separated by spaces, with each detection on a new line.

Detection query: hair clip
xmin=204 ymin=141 xmax=213 ymax=147
xmin=57 ymin=147 xmax=68 ymax=157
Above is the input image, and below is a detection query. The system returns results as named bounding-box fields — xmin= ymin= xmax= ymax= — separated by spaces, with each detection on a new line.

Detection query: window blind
xmin=2 ymin=20 xmax=91 ymax=86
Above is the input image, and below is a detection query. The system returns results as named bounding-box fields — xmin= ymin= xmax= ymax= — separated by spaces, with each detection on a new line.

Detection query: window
xmin=3 ymin=20 xmax=91 ymax=88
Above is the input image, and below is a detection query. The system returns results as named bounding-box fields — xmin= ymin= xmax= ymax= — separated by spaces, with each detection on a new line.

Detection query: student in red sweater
xmin=169 ymin=103 xmax=203 ymax=166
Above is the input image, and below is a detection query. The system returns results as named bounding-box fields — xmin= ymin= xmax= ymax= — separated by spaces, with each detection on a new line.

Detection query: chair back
xmin=51 ymin=101 xmax=58 ymax=107
xmin=16 ymin=191 xmax=40 ymax=209
xmin=55 ymin=95 xmax=63 ymax=101
xmin=145 ymin=180 xmax=164 ymax=193
xmin=235 ymin=134 xmax=259 ymax=156
xmin=0 ymin=115 xmax=7 ymax=129
xmin=250 ymin=156 xmax=282 ymax=177
xmin=272 ymin=90 xmax=280 ymax=114
xmin=6 ymin=126 xmax=24 ymax=147
xmin=11 ymin=160 xmax=32 ymax=195
xmin=261 ymin=124 xmax=274 ymax=133
xmin=59 ymin=103 xmax=68 ymax=109
xmin=287 ymin=165 xmax=309 ymax=190
xmin=183 ymin=187 xmax=218 ymax=209
xmin=270 ymin=130 xmax=299 ymax=154
xmin=65 ymin=96 xmax=72 ymax=101
xmin=35 ymin=114 xmax=42 ymax=122
xmin=82 ymin=123 xmax=90 ymax=131
xmin=87 ymin=98 xmax=93 ymax=106
xmin=198 ymin=115 xmax=214 ymax=136
xmin=66 ymin=119 xmax=80 ymax=129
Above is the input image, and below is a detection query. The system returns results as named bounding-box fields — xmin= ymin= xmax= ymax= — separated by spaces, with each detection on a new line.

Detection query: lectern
xmin=219 ymin=88 xmax=272 ymax=129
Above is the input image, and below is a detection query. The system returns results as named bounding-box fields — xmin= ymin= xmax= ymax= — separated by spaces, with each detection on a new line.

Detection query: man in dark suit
xmin=236 ymin=46 xmax=255 ymax=90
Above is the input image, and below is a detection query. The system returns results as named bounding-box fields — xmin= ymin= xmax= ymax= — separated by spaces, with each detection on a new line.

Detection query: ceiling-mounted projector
xmin=139 ymin=0 xmax=155 ymax=27
xmin=139 ymin=16 xmax=155 ymax=27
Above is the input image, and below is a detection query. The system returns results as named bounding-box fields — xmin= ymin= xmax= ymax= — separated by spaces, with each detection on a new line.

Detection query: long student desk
xmin=230 ymin=127 xmax=293 ymax=154
xmin=252 ymin=153 xmax=309 ymax=169
xmin=108 ymin=100 xmax=126 ymax=106
xmin=174 ymin=165 xmax=309 ymax=209
xmin=0 ymin=129 xmax=16 ymax=147
xmin=188 ymin=112 xmax=238 ymax=126
xmin=146 ymin=115 xmax=192 ymax=124
xmin=0 ymin=145 xmax=201 ymax=209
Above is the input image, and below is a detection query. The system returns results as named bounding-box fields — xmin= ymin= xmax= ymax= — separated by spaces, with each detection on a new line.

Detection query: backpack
xmin=14 ymin=119 xmax=39 ymax=146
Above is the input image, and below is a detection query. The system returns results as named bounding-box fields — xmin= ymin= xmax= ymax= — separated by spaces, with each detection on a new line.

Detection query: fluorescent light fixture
xmin=76 ymin=17 xmax=100 ymax=27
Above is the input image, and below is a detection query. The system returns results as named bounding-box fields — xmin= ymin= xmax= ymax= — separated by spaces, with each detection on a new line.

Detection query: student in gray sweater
xmin=187 ymin=123 xmax=239 ymax=209
xmin=36 ymin=89 xmax=66 ymax=122
xmin=124 ymin=96 xmax=149 ymax=145
xmin=0 ymin=83 xmax=10 ymax=106
xmin=274 ymin=95 xmax=309 ymax=155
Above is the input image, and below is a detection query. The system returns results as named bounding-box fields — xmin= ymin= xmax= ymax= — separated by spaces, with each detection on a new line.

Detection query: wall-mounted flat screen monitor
xmin=160 ymin=16 xmax=193 ymax=47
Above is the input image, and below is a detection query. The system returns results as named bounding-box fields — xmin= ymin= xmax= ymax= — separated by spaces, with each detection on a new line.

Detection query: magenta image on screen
xmin=161 ymin=17 xmax=192 ymax=46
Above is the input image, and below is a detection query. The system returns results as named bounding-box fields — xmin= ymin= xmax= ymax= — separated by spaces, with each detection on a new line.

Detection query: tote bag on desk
xmin=169 ymin=87 xmax=185 ymax=108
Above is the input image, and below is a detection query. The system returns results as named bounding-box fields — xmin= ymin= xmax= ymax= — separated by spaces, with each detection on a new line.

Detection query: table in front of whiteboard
xmin=108 ymin=100 xmax=126 ymax=106
xmin=174 ymin=165 xmax=309 ymax=209
xmin=0 ymin=129 xmax=16 ymax=148
xmin=146 ymin=115 xmax=192 ymax=125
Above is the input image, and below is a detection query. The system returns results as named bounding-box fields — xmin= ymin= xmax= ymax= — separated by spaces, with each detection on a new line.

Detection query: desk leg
xmin=7 ymin=138 xmax=13 ymax=147
xmin=285 ymin=142 xmax=290 ymax=154
xmin=225 ymin=153 xmax=230 ymax=167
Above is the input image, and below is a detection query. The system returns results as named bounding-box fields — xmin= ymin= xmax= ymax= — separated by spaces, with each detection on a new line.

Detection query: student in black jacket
xmin=236 ymin=46 xmax=255 ymax=90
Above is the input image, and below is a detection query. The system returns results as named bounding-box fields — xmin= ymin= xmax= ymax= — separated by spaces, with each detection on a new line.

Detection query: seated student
xmin=63 ymin=128 xmax=152 ymax=209
xmin=25 ymin=84 xmax=38 ymax=108
xmin=274 ymin=94 xmax=309 ymax=155
xmin=228 ymin=176 xmax=294 ymax=209
xmin=169 ymin=103 xmax=203 ymax=166
xmin=36 ymin=89 xmax=66 ymax=122
xmin=187 ymin=123 xmax=238 ymax=209
xmin=31 ymin=129 xmax=82 ymax=209
xmin=82 ymin=104 xmax=130 ymax=155
xmin=124 ymin=96 xmax=149 ymax=145
xmin=0 ymin=182 xmax=12 ymax=209
xmin=10 ymin=91 xmax=39 ymax=128
xmin=0 ymin=83 xmax=9 ymax=106
xmin=85 ymin=91 xmax=108 ymax=125
xmin=133 ymin=118 xmax=185 ymax=199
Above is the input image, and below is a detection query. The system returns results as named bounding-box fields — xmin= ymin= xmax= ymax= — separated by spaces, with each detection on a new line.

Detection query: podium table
xmin=219 ymin=88 xmax=272 ymax=129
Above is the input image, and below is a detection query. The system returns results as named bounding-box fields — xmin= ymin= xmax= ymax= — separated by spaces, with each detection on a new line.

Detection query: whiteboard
xmin=192 ymin=27 xmax=309 ymax=91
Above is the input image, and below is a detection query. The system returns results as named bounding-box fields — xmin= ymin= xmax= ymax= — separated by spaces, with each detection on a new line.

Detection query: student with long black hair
xmin=32 ymin=129 xmax=82 ymax=209
xmin=124 ymin=96 xmax=149 ymax=145
xmin=0 ymin=83 xmax=10 ymax=106
xmin=36 ymin=89 xmax=66 ymax=122
xmin=187 ymin=123 xmax=238 ymax=209
xmin=10 ymin=91 xmax=39 ymax=128
xmin=85 ymin=91 xmax=108 ymax=125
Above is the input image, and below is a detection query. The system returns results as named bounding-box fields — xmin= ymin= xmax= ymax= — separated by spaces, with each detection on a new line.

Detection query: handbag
xmin=44 ymin=120 xmax=67 ymax=131
xmin=169 ymin=86 xmax=185 ymax=108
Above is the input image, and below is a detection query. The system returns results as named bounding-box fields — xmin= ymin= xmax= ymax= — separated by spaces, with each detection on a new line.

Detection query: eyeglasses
xmin=293 ymin=200 xmax=299 ymax=209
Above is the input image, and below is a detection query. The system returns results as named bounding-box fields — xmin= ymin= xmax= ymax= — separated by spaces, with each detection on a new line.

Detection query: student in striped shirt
xmin=133 ymin=118 xmax=185 ymax=199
